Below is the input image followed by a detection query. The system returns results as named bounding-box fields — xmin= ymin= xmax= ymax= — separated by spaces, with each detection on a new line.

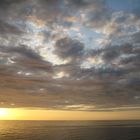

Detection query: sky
xmin=0 ymin=0 xmax=140 ymax=120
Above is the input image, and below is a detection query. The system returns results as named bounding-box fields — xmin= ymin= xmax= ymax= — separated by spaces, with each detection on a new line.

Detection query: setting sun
xmin=0 ymin=108 xmax=20 ymax=120
xmin=0 ymin=108 xmax=9 ymax=117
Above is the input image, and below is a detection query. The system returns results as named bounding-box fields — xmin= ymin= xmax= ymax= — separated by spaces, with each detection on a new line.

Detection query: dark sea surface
xmin=0 ymin=120 xmax=140 ymax=140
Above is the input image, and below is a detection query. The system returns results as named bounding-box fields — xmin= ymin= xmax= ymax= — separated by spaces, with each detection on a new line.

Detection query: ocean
xmin=0 ymin=120 xmax=140 ymax=140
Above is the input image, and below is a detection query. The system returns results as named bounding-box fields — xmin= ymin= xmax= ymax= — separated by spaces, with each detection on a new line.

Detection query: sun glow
xmin=0 ymin=108 xmax=31 ymax=120
xmin=0 ymin=108 xmax=9 ymax=117
xmin=0 ymin=108 xmax=139 ymax=120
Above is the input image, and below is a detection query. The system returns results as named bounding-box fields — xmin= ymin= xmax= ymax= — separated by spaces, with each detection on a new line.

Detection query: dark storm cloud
xmin=0 ymin=0 xmax=139 ymax=111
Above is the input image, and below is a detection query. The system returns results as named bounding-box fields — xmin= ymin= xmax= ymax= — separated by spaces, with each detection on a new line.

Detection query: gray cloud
xmin=132 ymin=32 xmax=140 ymax=44
xmin=0 ymin=20 xmax=22 ymax=36
xmin=54 ymin=37 xmax=84 ymax=62
xmin=7 ymin=45 xmax=42 ymax=61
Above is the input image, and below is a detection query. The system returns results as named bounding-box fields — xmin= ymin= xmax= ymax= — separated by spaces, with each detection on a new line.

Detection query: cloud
xmin=54 ymin=37 xmax=84 ymax=62
xmin=132 ymin=32 xmax=140 ymax=44
xmin=0 ymin=0 xmax=25 ymax=7
xmin=0 ymin=0 xmax=139 ymax=111
xmin=0 ymin=20 xmax=22 ymax=36
xmin=7 ymin=45 xmax=42 ymax=61
xmin=77 ymin=0 xmax=111 ymax=30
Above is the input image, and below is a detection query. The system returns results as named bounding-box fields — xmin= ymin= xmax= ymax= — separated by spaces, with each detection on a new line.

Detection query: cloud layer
xmin=0 ymin=0 xmax=140 ymax=111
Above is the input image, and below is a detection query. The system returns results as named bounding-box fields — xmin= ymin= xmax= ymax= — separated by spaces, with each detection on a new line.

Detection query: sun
xmin=0 ymin=108 xmax=9 ymax=117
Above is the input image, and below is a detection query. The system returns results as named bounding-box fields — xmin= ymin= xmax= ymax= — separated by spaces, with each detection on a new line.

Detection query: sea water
xmin=0 ymin=120 xmax=140 ymax=140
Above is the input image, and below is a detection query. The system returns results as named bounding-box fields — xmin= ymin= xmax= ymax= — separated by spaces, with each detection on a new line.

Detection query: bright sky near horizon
xmin=0 ymin=0 xmax=140 ymax=120
xmin=0 ymin=108 xmax=140 ymax=120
